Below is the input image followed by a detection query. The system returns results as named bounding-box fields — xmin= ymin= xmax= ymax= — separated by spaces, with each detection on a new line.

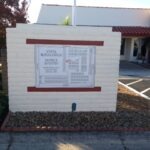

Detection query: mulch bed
xmin=1 ymin=85 xmax=150 ymax=131
xmin=117 ymin=84 xmax=150 ymax=112
xmin=5 ymin=111 xmax=149 ymax=129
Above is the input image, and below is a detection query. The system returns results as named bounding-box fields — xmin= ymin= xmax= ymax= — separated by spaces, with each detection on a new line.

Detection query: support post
xmin=72 ymin=0 xmax=76 ymax=26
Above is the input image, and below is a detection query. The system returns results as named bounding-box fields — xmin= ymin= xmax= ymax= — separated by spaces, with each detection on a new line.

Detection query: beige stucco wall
xmin=7 ymin=24 xmax=121 ymax=112
xmin=37 ymin=5 xmax=150 ymax=27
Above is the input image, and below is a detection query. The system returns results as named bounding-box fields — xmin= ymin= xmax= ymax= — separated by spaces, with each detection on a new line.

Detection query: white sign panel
xmin=36 ymin=45 xmax=95 ymax=87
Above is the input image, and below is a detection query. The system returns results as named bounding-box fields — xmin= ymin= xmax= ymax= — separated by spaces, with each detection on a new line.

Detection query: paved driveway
xmin=119 ymin=61 xmax=150 ymax=78
xmin=0 ymin=131 xmax=150 ymax=150
xmin=119 ymin=61 xmax=150 ymax=99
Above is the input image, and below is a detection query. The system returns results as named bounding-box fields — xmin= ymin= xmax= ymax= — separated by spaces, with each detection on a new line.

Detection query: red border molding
xmin=27 ymin=87 xmax=101 ymax=92
xmin=26 ymin=39 xmax=104 ymax=46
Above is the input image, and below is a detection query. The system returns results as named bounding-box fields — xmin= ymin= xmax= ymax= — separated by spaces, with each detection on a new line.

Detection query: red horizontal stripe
xmin=26 ymin=39 xmax=104 ymax=46
xmin=112 ymin=26 xmax=150 ymax=37
xmin=27 ymin=87 xmax=101 ymax=92
xmin=123 ymin=33 xmax=150 ymax=36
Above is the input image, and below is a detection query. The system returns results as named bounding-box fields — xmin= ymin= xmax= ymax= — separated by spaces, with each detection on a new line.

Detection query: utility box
xmin=7 ymin=24 xmax=121 ymax=112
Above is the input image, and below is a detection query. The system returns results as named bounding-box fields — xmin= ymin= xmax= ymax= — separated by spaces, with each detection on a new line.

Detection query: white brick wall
xmin=7 ymin=24 xmax=121 ymax=112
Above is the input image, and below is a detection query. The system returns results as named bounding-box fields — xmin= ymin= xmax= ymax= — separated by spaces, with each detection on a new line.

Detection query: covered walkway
xmin=119 ymin=61 xmax=150 ymax=78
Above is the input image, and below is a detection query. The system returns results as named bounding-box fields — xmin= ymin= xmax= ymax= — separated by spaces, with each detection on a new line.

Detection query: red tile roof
xmin=113 ymin=26 xmax=150 ymax=36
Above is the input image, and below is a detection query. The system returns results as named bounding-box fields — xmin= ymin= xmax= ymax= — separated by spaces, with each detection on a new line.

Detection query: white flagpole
xmin=72 ymin=0 xmax=76 ymax=26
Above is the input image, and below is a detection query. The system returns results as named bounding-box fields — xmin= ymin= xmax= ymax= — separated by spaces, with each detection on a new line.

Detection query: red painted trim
xmin=112 ymin=27 xmax=150 ymax=37
xmin=27 ymin=87 xmax=101 ymax=92
xmin=26 ymin=39 xmax=104 ymax=46
xmin=122 ymin=33 xmax=150 ymax=37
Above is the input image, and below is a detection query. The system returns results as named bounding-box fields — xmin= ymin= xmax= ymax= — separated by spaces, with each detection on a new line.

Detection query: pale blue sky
xmin=28 ymin=0 xmax=150 ymax=23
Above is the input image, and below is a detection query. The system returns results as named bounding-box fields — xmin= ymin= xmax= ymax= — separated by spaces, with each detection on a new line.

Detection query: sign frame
xmin=35 ymin=44 xmax=96 ymax=88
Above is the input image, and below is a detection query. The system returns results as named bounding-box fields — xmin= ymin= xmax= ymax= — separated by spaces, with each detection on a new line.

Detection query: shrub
xmin=0 ymin=72 xmax=2 ymax=90
xmin=0 ymin=92 xmax=8 ymax=125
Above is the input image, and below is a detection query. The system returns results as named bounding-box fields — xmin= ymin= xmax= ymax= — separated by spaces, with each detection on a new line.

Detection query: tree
xmin=0 ymin=0 xmax=29 ymax=49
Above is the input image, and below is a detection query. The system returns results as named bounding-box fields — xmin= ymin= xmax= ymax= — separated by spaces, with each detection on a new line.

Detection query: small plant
xmin=62 ymin=16 xmax=71 ymax=25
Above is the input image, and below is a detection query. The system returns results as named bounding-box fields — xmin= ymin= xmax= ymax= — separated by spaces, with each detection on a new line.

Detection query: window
xmin=133 ymin=40 xmax=138 ymax=57
xmin=120 ymin=38 xmax=125 ymax=55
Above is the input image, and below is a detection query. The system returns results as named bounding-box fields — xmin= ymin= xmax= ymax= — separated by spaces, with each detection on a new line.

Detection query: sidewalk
xmin=119 ymin=61 xmax=150 ymax=78
xmin=0 ymin=131 xmax=150 ymax=150
xmin=137 ymin=63 xmax=150 ymax=69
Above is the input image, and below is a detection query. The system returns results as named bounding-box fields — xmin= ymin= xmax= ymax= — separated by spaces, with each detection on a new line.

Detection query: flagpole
xmin=72 ymin=0 xmax=76 ymax=26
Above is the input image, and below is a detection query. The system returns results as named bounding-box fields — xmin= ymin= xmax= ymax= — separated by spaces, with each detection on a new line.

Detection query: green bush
xmin=0 ymin=72 xmax=2 ymax=90
xmin=0 ymin=92 xmax=8 ymax=125
xmin=62 ymin=16 xmax=71 ymax=25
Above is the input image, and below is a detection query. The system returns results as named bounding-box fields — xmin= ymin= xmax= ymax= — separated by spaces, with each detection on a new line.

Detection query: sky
xmin=28 ymin=0 xmax=150 ymax=23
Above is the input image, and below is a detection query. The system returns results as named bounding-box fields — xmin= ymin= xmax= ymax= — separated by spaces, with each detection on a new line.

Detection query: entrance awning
xmin=113 ymin=26 xmax=150 ymax=37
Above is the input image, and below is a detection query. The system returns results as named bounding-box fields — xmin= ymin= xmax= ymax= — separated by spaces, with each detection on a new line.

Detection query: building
xmin=37 ymin=4 xmax=150 ymax=63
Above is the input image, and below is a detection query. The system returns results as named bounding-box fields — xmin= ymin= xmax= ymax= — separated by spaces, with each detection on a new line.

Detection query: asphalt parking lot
xmin=119 ymin=61 xmax=150 ymax=99
xmin=119 ymin=78 xmax=150 ymax=98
